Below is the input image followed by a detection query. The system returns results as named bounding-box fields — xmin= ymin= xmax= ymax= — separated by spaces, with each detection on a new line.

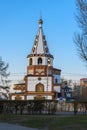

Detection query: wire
xmin=6 ymin=71 xmax=87 ymax=84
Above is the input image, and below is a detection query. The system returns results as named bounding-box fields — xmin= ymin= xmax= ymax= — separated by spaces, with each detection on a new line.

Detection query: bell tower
xmin=25 ymin=18 xmax=61 ymax=100
xmin=27 ymin=18 xmax=54 ymax=76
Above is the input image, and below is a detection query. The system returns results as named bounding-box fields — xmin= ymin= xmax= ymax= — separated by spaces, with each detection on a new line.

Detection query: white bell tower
xmin=27 ymin=18 xmax=54 ymax=75
xmin=25 ymin=18 xmax=61 ymax=100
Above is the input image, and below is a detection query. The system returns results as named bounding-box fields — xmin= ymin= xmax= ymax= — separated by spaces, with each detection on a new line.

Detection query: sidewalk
xmin=0 ymin=123 xmax=39 ymax=130
xmin=56 ymin=111 xmax=87 ymax=116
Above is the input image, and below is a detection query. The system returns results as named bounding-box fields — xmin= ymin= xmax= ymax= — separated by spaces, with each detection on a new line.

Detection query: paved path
xmin=0 ymin=123 xmax=39 ymax=130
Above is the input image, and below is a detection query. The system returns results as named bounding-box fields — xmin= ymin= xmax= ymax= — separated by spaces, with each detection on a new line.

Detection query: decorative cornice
xmin=27 ymin=54 xmax=54 ymax=59
xmin=25 ymin=74 xmax=53 ymax=77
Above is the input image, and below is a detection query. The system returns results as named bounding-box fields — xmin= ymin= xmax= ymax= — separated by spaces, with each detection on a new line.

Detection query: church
xmin=11 ymin=18 xmax=61 ymax=100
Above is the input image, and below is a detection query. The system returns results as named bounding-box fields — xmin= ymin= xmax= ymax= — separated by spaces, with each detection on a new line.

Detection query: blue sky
xmin=0 ymin=0 xmax=87 ymax=81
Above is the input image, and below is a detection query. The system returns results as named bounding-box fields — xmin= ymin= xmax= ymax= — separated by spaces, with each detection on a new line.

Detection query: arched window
xmin=29 ymin=58 xmax=32 ymax=65
xmin=38 ymin=58 xmax=42 ymax=65
xmin=36 ymin=83 xmax=44 ymax=92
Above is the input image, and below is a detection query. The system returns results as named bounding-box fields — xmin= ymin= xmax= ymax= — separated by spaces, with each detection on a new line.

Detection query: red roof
xmin=80 ymin=78 xmax=87 ymax=81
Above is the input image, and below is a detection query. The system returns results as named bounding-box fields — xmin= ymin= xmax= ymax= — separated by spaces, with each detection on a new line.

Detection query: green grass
xmin=0 ymin=114 xmax=87 ymax=130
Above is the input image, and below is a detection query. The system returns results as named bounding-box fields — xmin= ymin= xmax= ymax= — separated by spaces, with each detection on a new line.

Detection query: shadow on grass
xmin=0 ymin=114 xmax=87 ymax=130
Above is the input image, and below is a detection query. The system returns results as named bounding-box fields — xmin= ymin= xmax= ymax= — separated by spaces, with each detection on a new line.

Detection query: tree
xmin=0 ymin=57 xmax=10 ymax=99
xmin=74 ymin=0 xmax=87 ymax=64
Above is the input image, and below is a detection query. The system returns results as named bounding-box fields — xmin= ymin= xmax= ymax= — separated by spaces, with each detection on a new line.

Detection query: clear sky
xmin=0 ymin=0 xmax=87 ymax=82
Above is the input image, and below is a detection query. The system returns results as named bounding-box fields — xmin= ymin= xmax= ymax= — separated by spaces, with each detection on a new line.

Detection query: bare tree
xmin=74 ymin=0 xmax=87 ymax=64
xmin=0 ymin=57 xmax=10 ymax=99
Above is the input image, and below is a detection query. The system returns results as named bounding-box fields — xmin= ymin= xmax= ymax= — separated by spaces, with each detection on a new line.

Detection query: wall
xmin=27 ymin=76 xmax=52 ymax=92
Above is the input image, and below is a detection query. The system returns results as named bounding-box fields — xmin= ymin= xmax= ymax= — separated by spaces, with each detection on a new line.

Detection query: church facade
xmin=11 ymin=18 xmax=61 ymax=100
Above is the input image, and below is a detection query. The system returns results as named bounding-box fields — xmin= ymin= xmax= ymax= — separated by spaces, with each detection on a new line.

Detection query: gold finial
xmin=38 ymin=11 xmax=43 ymax=25
xmin=39 ymin=18 xmax=43 ymax=25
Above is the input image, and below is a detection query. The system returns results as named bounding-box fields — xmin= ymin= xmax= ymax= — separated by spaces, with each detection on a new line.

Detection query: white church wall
xmin=27 ymin=58 xmax=29 ymax=66
xmin=32 ymin=57 xmax=37 ymax=65
xmin=28 ymin=57 xmax=53 ymax=66
xmin=27 ymin=77 xmax=52 ymax=92
xmin=28 ymin=57 xmax=46 ymax=65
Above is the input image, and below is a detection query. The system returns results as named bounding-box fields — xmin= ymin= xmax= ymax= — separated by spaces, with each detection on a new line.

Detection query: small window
xmin=30 ymin=58 xmax=32 ymax=65
xmin=38 ymin=58 xmax=42 ymax=65
xmin=55 ymin=78 xmax=58 ymax=84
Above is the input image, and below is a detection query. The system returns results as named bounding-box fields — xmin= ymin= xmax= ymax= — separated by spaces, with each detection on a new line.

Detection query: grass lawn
xmin=0 ymin=114 xmax=87 ymax=130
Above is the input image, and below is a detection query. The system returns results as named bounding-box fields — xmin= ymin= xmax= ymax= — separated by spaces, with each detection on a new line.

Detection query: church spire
xmin=27 ymin=18 xmax=53 ymax=59
xmin=31 ymin=18 xmax=51 ymax=55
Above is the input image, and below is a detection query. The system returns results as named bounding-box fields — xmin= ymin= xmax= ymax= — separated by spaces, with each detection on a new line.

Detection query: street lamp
xmin=46 ymin=58 xmax=51 ymax=100
xmin=46 ymin=66 xmax=48 ymax=99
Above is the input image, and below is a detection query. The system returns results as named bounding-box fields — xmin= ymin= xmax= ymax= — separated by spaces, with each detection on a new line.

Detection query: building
xmin=61 ymin=82 xmax=72 ymax=100
xmin=11 ymin=18 xmax=61 ymax=100
xmin=80 ymin=78 xmax=87 ymax=87
xmin=80 ymin=78 xmax=87 ymax=99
